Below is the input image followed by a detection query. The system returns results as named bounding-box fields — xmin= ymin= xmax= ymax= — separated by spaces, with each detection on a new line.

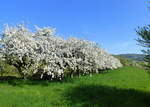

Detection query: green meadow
xmin=0 ymin=66 xmax=150 ymax=107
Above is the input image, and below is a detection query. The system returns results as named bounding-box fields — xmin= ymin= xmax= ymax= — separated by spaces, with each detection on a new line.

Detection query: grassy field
xmin=0 ymin=66 xmax=150 ymax=107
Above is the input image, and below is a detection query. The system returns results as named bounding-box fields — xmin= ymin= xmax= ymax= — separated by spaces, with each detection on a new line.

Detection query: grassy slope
xmin=0 ymin=67 xmax=150 ymax=107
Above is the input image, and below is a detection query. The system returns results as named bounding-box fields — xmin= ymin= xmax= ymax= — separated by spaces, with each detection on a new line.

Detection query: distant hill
xmin=117 ymin=54 xmax=145 ymax=62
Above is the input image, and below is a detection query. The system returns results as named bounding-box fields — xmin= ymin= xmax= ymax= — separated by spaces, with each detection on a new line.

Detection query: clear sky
xmin=0 ymin=0 xmax=150 ymax=54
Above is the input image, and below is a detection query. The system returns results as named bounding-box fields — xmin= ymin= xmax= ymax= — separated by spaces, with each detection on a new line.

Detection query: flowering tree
xmin=0 ymin=24 xmax=122 ymax=80
xmin=0 ymin=60 xmax=5 ymax=76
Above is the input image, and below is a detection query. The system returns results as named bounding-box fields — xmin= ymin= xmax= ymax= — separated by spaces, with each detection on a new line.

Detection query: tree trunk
xmin=18 ymin=67 xmax=25 ymax=79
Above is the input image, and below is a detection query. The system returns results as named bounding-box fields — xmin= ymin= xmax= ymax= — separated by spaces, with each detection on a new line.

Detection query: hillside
xmin=0 ymin=66 xmax=150 ymax=107
xmin=118 ymin=54 xmax=145 ymax=62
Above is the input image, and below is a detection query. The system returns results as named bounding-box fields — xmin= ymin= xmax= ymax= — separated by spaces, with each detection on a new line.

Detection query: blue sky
xmin=0 ymin=0 xmax=150 ymax=54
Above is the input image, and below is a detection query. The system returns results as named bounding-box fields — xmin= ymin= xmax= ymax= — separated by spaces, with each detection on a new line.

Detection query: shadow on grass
xmin=65 ymin=85 xmax=150 ymax=107
xmin=0 ymin=76 xmax=74 ymax=87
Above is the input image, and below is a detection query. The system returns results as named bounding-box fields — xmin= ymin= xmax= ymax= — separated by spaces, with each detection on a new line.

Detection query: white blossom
xmin=0 ymin=24 xmax=122 ymax=79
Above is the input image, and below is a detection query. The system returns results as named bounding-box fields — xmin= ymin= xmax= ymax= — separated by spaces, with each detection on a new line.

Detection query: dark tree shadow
xmin=65 ymin=85 xmax=150 ymax=107
xmin=0 ymin=76 xmax=19 ymax=81
xmin=0 ymin=76 xmax=74 ymax=87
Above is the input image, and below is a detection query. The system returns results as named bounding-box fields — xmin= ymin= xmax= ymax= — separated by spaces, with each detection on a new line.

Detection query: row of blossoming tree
xmin=0 ymin=24 xmax=122 ymax=80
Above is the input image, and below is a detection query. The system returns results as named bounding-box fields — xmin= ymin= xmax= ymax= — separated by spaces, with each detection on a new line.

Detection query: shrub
xmin=0 ymin=24 xmax=122 ymax=80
